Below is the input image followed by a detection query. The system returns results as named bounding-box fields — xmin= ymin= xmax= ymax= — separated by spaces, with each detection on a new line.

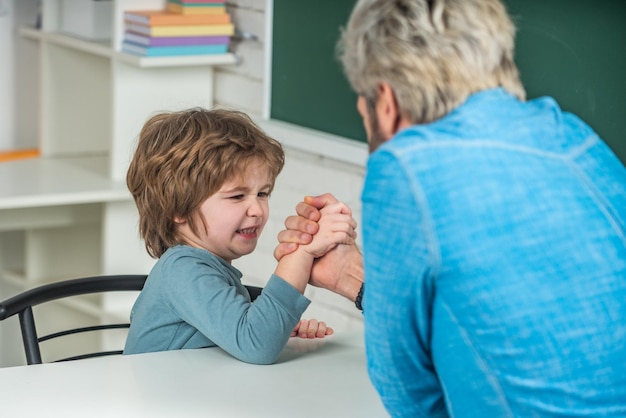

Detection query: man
xmin=275 ymin=0 xmax=626 ymax=416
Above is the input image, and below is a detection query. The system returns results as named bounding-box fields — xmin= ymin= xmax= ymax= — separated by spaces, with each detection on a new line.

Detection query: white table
xmin=0 ymin=331 xmax=388 ymax=417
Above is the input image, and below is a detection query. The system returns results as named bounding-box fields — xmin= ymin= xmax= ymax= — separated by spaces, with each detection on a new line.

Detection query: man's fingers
xmin=304 ymin=193 xmax=340 ymax=212
xmin=295 ymin=200 xmax=322 ymax=222
xmin=284 ymin=214 xmax=319 ymax=235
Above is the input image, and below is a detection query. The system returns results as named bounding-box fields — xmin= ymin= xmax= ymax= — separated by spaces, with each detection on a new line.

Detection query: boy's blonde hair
xmin=337 ymin=0 xmax=526 ymax=125
xmin=127 ymin=108 xmax=285 ymax=258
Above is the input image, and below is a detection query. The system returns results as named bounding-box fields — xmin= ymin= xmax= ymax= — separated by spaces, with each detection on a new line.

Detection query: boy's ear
xmin=172 ymin=215 xmax=186 ymax=224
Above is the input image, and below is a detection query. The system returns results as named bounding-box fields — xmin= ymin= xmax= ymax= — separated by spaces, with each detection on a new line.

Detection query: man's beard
xmin=366 ymin=98 xmax=386 ymax=153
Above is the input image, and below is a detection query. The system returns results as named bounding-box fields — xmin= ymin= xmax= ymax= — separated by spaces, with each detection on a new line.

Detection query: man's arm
xmin=310 ymin=243 xmax=363 ymax=303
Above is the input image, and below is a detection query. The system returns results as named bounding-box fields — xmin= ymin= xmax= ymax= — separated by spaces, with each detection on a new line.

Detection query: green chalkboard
xmin=271 ymin=0 xmax=626 ymax=163
xmin=506 ymin=0 xmax=626 ymax=163
xmin=270 ymin=0 xmax=365 ymax=143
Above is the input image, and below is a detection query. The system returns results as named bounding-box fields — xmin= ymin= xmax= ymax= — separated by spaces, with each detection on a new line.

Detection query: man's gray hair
xmin=337 ymin=0 xmax=526 ymax=124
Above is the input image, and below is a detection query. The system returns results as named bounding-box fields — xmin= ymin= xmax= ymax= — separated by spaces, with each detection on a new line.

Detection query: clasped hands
xmin=276 ymin=193 xmax=363 ymax=339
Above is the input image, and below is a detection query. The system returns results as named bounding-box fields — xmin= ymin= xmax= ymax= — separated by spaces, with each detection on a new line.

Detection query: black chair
xmin=0 ymin=275 xmax=147 ymax=365
xmin=0 ymin=274 xmax=264 ymax=365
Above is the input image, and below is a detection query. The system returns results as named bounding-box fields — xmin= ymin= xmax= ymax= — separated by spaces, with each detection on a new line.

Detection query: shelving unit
xmin=1 ymin=0 xmax=237 ymax=366
xmin=18 ymin=0 xmax=237 ymax=180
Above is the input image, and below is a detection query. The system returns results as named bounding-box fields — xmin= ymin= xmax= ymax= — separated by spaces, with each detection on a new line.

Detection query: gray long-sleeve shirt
xmin=124 ymin=245 xmax=310 ymax=364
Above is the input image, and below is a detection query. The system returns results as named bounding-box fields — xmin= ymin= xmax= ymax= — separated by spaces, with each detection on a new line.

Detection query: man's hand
xmin=274 ymin=193 xmax=363 ymax=301
xmin=274 ymin=193 xmax=346 ymax=260
xmin=309 ymin=243 xmax=363 ymax=301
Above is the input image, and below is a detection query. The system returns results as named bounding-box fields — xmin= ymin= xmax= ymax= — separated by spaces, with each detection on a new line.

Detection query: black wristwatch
xmin=355 ymin=283 xmax=364 ymax=312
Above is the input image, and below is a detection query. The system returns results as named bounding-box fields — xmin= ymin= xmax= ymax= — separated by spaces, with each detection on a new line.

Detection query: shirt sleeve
xmin=362 ymin=149 xmax=449 ymax=417
xmin=163 ymin=256 xmax=310 ymax=365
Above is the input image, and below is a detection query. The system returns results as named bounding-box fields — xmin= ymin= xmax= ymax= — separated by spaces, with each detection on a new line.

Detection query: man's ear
xmin=376 ymin=82 xmax=411 ymax=139
xmin=172 ymin=216 xmax=186 ymax=224
xmin=375 ymin=82 xmax=400 ymax=140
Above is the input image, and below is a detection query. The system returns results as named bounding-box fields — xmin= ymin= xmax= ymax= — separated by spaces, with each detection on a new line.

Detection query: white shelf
xmin=19 ymin=26 xmax=238 ymax=68
xmin=1 ymin=270 xmax=109 ymax=319
xmin=2 ymin=271 xmax=28 ymax=292
xmin=17 ymin=26 xmax=42 ymax=41
xmin=0 ymin=156 xmax=129 ymax=210
xmin=113 ymin=50 xmax=238 ymax=68
xmin=42 ymin=30 xmax=112 ymax=58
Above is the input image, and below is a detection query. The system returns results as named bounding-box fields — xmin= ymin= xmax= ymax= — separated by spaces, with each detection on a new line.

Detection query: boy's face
xmin=178 ymin=159 xmax=272 ymax=263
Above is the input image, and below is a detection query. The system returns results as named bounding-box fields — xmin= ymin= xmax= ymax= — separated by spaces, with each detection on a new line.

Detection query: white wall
xmin=0 ymin=0 xmax=14 ymax=151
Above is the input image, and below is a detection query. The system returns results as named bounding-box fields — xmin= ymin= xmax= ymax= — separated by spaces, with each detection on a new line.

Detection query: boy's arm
xmin=274 ymin=249 xmax=314 ymax=294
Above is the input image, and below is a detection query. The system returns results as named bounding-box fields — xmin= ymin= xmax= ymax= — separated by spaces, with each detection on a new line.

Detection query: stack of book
xmin=167 ymin=0 xmax=227 ymax=15
xmin=122 ymin=1 xmax=234 ymax=57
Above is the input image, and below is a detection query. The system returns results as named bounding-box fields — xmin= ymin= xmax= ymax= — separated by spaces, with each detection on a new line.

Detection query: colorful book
xmin=169 ymin=0 xmax=224 ymax=3
xmin=169 ymin=0 xmax=224 ymax=5
xmin=0 ymin=148 xmax=40 ymax=163
xmin=124 ymin=10 xmax=231 ymax=26
xmin=167 ymin=3 xmax=226 ymax=15
xmin=122 ymin=42 xmax=228 ymax=57
xmin=126 ymin=22 xmax=234 ymax=37
xmin=124 ymin=32 xmax=230 ymax=47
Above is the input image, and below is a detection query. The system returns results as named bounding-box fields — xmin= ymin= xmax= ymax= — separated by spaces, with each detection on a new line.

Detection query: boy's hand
xmin=291 ymin=319 xmax=334 ymax=339
xmin=274 ymin=194 xmax=350 ymax=260
xmin=303 ymin=201 xmax=356 ymax=258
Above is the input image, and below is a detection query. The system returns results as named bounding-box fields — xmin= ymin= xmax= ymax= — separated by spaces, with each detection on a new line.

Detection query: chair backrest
xmin=0 ymin=275 xmax=147 ymax=365
xmin=0 ymin=275 xmax=264 ymax=365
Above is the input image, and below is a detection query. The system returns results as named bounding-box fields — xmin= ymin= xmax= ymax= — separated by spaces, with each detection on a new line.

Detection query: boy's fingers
xmin=298 ymin=319 xmax=310 ymax=338
xmin=306 ymin=319 xmax=318 ymax=338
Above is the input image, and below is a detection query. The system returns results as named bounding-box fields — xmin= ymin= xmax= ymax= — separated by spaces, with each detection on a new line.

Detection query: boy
xmin=124 ymin=108 xmax=356 ymax=364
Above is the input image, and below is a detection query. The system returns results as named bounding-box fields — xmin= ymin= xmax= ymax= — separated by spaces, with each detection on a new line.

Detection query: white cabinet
xmin=1 ymin=0 xmax=236 ymax=366
xmin=16 ymin=0 xmax=236 ymax=180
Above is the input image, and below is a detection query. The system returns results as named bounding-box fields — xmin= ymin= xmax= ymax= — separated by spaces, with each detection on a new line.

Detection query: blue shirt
xmin=124 ymin=245 xmax=310 ymax=364
xmin=361 ymin=88 xmax=626 ymax=417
